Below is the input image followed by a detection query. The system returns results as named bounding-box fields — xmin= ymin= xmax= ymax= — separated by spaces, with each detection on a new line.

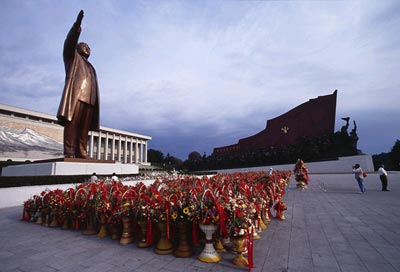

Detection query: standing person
xmin=57 ymin=10 xmax=100 ymax=158
xmin=269 ymin=168 xmax=273 ymax=176
xmin=378 ymin=164 xmax=389 ymax=191
xmin=352 ymin=164 xmax=366 ymax=193
xmin=111 ymin=173 xmax=118 ymax=181
xmin=90 ymin=172 xmax=98 ymax=183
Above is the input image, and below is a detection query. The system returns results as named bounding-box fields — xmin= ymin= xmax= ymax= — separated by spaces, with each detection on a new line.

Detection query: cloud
xmin=0 ymin=0 xmax=399 ymax=160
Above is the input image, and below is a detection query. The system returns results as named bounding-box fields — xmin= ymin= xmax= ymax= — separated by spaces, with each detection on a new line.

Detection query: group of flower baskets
xmin=22 ymin=171 xmax=290 ymax=270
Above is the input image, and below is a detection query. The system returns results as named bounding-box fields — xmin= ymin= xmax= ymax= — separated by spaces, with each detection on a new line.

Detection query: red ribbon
xmin=74 ymin=217 xmax=79 ymax=230
xmin=247 ymin=226 xmax=255 ymax=271
xmin=205 ymin=190 xmax=228 ymax=239
xmin=146 ymin=213 xmax=152 ymax=245
xmin=165 ymin=202 xmax=170 ymax=242
xmin=21 ymin=207 xmax=27 ymax=221
xmin=192 ymin=220 xmax=199 ymax=246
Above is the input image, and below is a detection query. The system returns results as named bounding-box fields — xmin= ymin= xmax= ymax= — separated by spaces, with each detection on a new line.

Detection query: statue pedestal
xmin=1 ymin=158 xmax=139 ymax=176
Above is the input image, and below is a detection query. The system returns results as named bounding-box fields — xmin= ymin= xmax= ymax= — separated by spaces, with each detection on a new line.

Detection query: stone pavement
xmin=0 ymin=173 xmax=399 ymax=272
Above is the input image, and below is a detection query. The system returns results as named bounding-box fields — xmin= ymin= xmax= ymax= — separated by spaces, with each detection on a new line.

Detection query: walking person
xmin=352 ymin=164 xmax=366 ymax=193
xmin=378 ymin=164 xmax=389 ymax=191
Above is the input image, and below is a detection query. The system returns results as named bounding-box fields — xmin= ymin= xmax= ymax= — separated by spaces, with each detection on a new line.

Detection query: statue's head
xmin=77 ymin=42 xmax=90 ymax=58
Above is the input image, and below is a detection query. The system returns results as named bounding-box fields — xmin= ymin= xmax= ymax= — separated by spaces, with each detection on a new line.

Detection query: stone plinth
xmin=1 ymin=158 xmax=139 ymax=176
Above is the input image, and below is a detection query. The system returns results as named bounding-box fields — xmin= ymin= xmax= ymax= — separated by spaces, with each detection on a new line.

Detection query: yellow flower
xmin=123 ymin=202 xmax=131 ymax=207
xmin=172 ymin=212 xmax=178 ymax=220
xmin=183 ymin=207 xmax=190 ymax=215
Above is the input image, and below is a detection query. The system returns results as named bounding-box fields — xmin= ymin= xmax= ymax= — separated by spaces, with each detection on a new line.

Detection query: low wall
xmin=2 ymin=161 xmax=139 ymax=176
xmin=217 ymin=155 xmax=374 ymax=174
xmin=0 ymin=179 xmax=154 ymax=209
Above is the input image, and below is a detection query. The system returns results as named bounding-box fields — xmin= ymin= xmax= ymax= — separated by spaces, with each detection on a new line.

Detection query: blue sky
xmin=1 ymin=0 xmax=399 ymax=160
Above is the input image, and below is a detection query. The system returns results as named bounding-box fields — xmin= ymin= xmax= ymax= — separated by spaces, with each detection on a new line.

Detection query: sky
xmin=1 ymin=0 xmax=399 ymax=160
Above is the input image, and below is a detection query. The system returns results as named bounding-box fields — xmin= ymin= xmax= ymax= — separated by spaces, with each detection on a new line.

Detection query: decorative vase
xmin=49 ymin=208 xmax=59 ymax=227
xmin=261 ymin=208 xmax=269 ymax=226
xmin=275 ymin=201 xmax=287 ymax=221
xmin=62 ymin=215 xmax=70 ymax=229
xmin=215 ymin=238 xmax=226 ymax=252
xmin=110 ymin=223 xmax=122 ymax=240
xmin=296 ymin=181 xmax=307 ymax=189
xmin=173 ymin=222 xmax=194 ymax=257
xmin=222 ymin=237 xmax=232 ymax=250
xmin=120 ymin=217 xmax=134 ymax=245
xmin=83 ymin=212 xmax=97 ymax=235
xmin=28 ymin=209 xmax=36 ymax=222
xmin=137 ymin=220 xmax=151 ymax=248
xmin=198 ymin=224 xmax=221 ymax=263
xmin=154 ymin=222 xmax=173 ymax=254
xmin=231 ymin=235 xmax=249 ymax=266
xmin=253 ymin=222 xmax=261 ymax=240
xmin=35 ymin=209 xmax=43 ymax=225
xmin=97 ymin=213 xmax=109 ymax=238
xmin=42 ymin=208 xmax=50 ymax=227
xmin=259 ymin=217 xmax=267 ymax=230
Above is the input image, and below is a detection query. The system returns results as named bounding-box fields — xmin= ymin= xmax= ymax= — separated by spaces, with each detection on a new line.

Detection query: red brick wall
xmin=214 ymin=90 xmax=337 ymax=154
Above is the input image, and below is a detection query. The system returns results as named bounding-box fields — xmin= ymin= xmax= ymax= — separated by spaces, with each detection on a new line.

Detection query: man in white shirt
xmin=90 ymin=172 xmax=98 ymax=183
xmin=111 ymin=173 xmax=118 ymax=182
xmin=378 ymin=164 xmax=389 ymax=191
xmin=269 ymin=168 xmax=273 ymax=175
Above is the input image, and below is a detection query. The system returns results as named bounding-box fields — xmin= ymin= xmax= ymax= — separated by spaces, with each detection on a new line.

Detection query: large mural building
xmin=213 ymin=90 xmax=337 ymax=155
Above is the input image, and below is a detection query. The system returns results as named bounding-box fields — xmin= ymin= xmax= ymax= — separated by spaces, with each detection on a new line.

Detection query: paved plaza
xmin=1 ymin=173 xmax=399 ymax=272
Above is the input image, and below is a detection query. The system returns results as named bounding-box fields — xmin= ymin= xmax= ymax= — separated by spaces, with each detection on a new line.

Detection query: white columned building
xmin=88 ymin=128 xmax=151 ymax=165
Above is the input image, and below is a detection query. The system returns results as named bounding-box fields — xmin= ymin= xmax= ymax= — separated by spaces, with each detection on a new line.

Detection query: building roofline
xmin=0 ymin=103 xmax=151 ymax=140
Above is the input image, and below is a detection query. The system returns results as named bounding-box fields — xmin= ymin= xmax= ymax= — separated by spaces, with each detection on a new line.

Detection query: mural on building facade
xmin=0 ymin=125 xmax=63 ymax=161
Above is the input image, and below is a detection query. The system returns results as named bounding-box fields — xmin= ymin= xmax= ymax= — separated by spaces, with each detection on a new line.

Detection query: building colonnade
xmin=88 ymin=128 xmax=150 ymax=165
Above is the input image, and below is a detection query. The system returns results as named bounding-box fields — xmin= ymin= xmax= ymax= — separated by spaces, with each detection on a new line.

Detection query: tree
xmin=390 ymin=139 xmax=400 ymax=170
xmin=147 ymin=149 xmax=164 ymax=164
xmin=188 ymin=151 xmax=201 ymax=161
xmin=164 ymin=153 xmax=183 ymax=171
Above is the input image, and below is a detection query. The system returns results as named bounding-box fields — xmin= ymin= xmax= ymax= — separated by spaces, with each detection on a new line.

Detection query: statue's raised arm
xmin=76 ymin=10 xmax=84 ymax=27
xmin=63 ymin=10 xmax=84 ymax=64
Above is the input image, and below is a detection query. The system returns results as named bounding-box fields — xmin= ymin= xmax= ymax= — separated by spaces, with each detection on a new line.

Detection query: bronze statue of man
xmin=57 ymin=10 xmax=100 ymax=158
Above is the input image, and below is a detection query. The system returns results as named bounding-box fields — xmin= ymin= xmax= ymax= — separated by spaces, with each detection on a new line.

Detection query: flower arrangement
xmin=95 ymin=183 xmax=111 ymax=217
xmin=47 ymin=189 xmax=63 ymax=209
xmin=118 ymin=187 xmax=136 ymax=218
xmin=22 ymin=195 xmax=38 ymax=221
xmin=107 ymin=183 xmax=124 ymax=225
xmin=224 ymin=195 xmax=252 ymax=237
xmin=149 ymin=185 xmax=167 ymax=223
xmin=169 ymin=191 xmax=198 ymax=224
xmin=72 ymin=187 xmax=87 ymax=229
xmin=21 ymin=170 xmax=292 ymax=270
xmin=199 ymin=190 xmax=220 ymax=225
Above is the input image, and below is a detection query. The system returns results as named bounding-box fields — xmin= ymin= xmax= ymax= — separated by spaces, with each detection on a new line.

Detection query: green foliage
xmin=372 ymin=153 xmax=392 ymax=170
xmin=390 ymin=139 xmax=400 ymax=170
xmin=147 ymin=149 xmax=164 ymax=163
xmin=146 ymin=149 xmax=184 ymax=171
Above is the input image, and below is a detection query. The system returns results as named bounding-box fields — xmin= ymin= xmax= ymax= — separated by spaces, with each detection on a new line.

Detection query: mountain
xmin=0 ymin=126 xmax=63 ymax=153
